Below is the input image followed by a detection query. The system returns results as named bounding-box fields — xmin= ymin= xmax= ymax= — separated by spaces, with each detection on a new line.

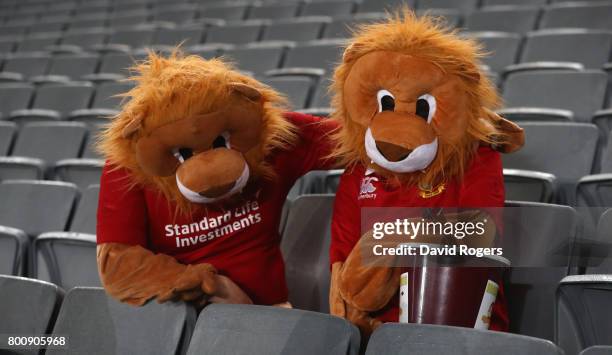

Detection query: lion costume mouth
xmin=364 ymin=127 xmax=438 ymax=173
xmin=176 ymin=161 xmax=250 ymax=204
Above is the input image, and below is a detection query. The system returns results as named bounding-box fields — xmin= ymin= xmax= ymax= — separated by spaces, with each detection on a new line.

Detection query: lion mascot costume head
xmin=99 ymin=51 xmax=295 ymax=212
xmin=330 ymin=10 xmax=523 ymax=188
xmin=327 ymin=9 xmax=524 ymax=338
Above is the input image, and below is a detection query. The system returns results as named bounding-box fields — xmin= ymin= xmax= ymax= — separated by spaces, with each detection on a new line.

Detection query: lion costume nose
xmin=175 ymin=148 xmax=249 ymax=203
xmin=375 ymin=140 xmax=413 ymax=162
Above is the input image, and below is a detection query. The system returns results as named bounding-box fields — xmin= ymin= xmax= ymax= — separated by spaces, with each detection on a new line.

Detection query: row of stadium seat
xmin=2 ymin=0 xmax=611 ymax=32
xmin=0 ymin=120 xmax=611 ymax=202
xmin=0 ymin=69 xmax=610 ymax=126
xmin=1 ymin=193 xmax=612 ymax=354
xmin=1 ymin=187 xmax=612 ymax=338
xmin=9 ymin=278 xmax=606 ymax=355
xmin=2 ymin=26 xmax=611 ymax=79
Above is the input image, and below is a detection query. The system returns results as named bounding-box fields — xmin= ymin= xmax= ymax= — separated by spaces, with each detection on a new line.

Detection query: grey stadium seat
xmin=415 ymin=8 xmax=462 ymax=28
xmin=11 ymin=122 xmax=88 ymax=163
xmin=59 ymin=28 xmax=110 ymax=50
xmin=153 ymin=25 xmax=205 ymax=47
xmin=556 ymin=275 xmax=612 ymax=355
xmin=108 ymin=12 xmax=151 ymax=28
xmin=503 ymin=122 xmax=599 ymax=203
xmin=69 ymin=184 xmax=100 ymax=235
xmin=262 ymin=77 xmax=313 ymax=109
xmin=322 ymin=13 xmax=388 ymax=39
xmin=502 ymin=201 xmax=578 ymax=341
xmin=47 ymin=287 xmax=196 ymax=355
xmin=504 ymin=168 xmax=556 ymax=203
xmin=0 ymin=121 xmax=16 ymax=155
xmin=29 ymin=18 xmax=68 ymax=34
xmin=70 ymin=81 xmax=133 ymax=125
xmin=261 ymin=17 xmax=329 ymax=42
xmin=464 ymin=6 xmax=540 ymax=34
xmin=67 ymin=15 xmax=108 ymax=31
xmin=300 ymin=0 xmax=355 ymax=17
xmin=187 ymin=304 xmax=360 ymax=355
xmin=35 ymin=232 xmax=99 ymax=289
xmin=200 ymin=3 xmax=249 ymax=22
xmin=83 ymin=52 xmax=134 ymax=83
xmin=10 ymin=83 xmax=95 ymax=123
xmin=204 ymin=20 xmax=264 ymax=45
xmin=223 ymin=42 xmax=286 ymax=75
xmin=482 ymin=0 xmax=549 ymax=7
xmin=16 ymin=33 xmax=61 ymax=52
xmin=576 ymin=131 xmax=612 ymax=214
xmin=0 ymin=83 xmax=34 ymax=117
xmin=0 ymin=122 xmax=88 ymax=180
xmin=271 ymin=39 xmax=346 ymax=78
xmin=54 ymin=158 xmax=104 ymax=189
xmin=0 ymin=180 xmax=79 ymax=237
xmin=366 ymin=323 xmax=564 ymax=355
xmin=0 ymin=52 xmax=51 ymax=82
xmin=518 ymin=29 xmax=612 ymax=70
xmin=358 ymin=0 xmax=415 ymax=13
xmin=417 ymin=0 xmax=479 ymax=14
xmin=540 ymin=2 xmax=612 ymax=31
xmin=581 ymin=347 xmax=612 ymax=355
xmin=0 ymin=275 xmax=63 ymax=338
xmin=464 ymin=32 xmax=522 ymax=74
xmin=582 ymin=209 xmax=612 ymax=274
xmin=281 ymin=194 xmax=334 ymax=313
xmin=82 ymin=124 xmax=105 ymax=159
xmin=0 ymin=226 xmax=27 ymax=275
xmin=502 ymin=71 xmax=608 ymax=123
xmin=153 ymin=4 xmax=198 ymax=23
xmin=309 ymin=80 xmax=332 ymax=108
xmin=31 ymin=53 xmax=100 ymax=82
xmin=93 ymin=82 xmax=132 ymax=111
xmin=107 ymin=26 xmax=157 ymax=48
xmin=248 ymin=2 xmax=300 ymax=20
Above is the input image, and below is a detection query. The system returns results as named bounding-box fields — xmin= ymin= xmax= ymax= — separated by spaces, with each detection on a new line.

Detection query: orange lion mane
xmin=329 ymin=9 xmax=507 ymax=187
xmin=98 ymin=50 xmax=296 ymax=213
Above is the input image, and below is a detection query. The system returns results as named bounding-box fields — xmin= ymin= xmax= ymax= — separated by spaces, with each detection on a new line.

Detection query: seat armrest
xmin=9 ymin=109 xmax=62 ymax=121
xmin=503 ymin=61 xmax=584 ymax=77
xmin=0 ymin=72 xmax=24 ymax=82
xmin=496 ymin=107 xmax=574 ymax=122
xmin=265 ymin=67 xmax=326 ymax=78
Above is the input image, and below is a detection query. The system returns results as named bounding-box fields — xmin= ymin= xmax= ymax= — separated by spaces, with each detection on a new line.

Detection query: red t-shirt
xmin=97 ymin=112 xmax=336 ymax=305
xmin=330 ymin=146 xmax=509 ymax=331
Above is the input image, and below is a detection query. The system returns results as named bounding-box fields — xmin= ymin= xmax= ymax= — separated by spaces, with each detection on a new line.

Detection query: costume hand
xmin=157 ymin=263 xmax=218 ymax=304
xmin=208 ymin=275 xmax=253 ymax=305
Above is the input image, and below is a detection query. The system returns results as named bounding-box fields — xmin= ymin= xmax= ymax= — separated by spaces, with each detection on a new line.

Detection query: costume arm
xmin=97 ymin=242 xmax=217 ymax=306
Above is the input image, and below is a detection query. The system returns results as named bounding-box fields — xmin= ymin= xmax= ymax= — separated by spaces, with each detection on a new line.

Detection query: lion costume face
xmin=331 ymin=10 xmax=522 ymax=187
xmin=99 ymin=52 xmax=295 ymax=212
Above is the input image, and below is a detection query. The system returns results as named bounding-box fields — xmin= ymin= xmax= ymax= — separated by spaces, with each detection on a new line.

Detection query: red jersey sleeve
xmin=281 ymin=112 xmax=338 ymax=180
xmin=329 ymin=167 xmax=362 ymax=265
xmin=96 ymin=162 xmax=148 ymax=247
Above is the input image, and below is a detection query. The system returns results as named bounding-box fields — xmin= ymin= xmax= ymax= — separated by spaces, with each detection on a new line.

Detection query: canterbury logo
xmin=359 ymin=176 xmax=378 ymax=200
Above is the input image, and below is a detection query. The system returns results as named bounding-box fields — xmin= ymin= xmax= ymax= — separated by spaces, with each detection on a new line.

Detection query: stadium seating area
xmin=0 ymin=0 xmax=611 ymax=354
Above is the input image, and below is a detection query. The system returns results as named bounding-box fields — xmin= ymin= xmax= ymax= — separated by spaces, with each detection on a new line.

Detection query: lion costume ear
xmin=122 ymin=113 xmax=144 ymax=139
xmin=229 ymin=82 xmax=262 ymax=102
xmin=483 ymin=108 xmax=525 ymax=153
xmin=342 ymin=42 xmax=366 ymax=63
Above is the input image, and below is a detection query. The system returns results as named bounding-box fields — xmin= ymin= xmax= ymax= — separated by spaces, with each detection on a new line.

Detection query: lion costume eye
xmin=377 ymin=89 xmax=395 ymax=112
xmin=173 ymin=148 xmax=193 ymax=163
xmin=416 ymin=94 xmax=436 ymax=123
